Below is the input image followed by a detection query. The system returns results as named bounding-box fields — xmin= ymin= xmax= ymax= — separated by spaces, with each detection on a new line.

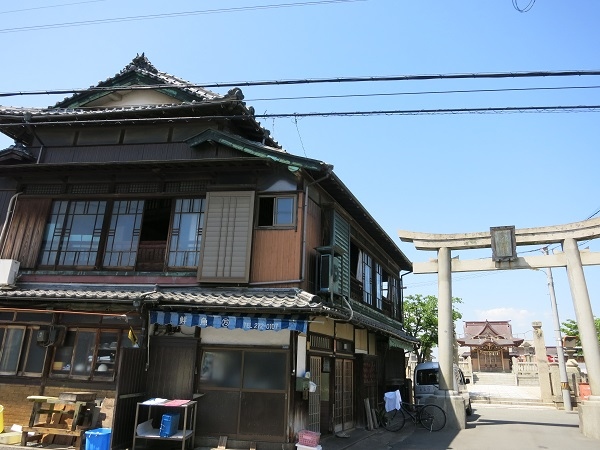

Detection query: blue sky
xmin=1 ymin=0 xmax=599 ymax=344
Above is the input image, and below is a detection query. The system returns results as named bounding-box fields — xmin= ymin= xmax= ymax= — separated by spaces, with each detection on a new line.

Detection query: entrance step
xmin=473 ymin=372 xmax=516 ymax=385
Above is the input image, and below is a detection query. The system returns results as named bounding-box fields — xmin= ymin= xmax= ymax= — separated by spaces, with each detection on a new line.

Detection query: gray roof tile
xmin=0 ymin=284 xmax=321 ymax=309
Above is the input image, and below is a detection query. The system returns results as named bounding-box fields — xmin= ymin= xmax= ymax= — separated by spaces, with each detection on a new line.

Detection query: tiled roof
xmin=54 ymin=53 xmax=222 ymax=107
xmin=0 ymin=283 xmax=416 ymax=343
xmin=0 ymin=54 xmax=280 ymax=149
xmin=0 ymin=101 xmax=232 ymax=118
xmin=0 ymin=142 xmax=35 ymax=161
xmin=457 ymin=337 xmax=524 ymax=347
xmin=0 ymin=284 xmax=321 ymax=309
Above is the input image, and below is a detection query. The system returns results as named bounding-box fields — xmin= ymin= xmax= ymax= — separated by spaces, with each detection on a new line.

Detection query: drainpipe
xmin=300 ymin=165 xmax=334 ymax=284
xmin=0 ymin=192 xmax=22 ymax=254
xmin=23 ymin=112 xmax=45 ymax=164
xmin=399 ymin=270 xmax=412 ymax=320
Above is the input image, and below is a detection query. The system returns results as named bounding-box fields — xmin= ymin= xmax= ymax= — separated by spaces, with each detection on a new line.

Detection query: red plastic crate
xmin=298 ymin=430 xmax=320 ymax=447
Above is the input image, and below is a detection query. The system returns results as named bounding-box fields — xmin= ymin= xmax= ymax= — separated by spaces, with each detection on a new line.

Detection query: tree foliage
xmin=560 ymin=317 xmax=600 ymax=355
xmin=403 ymin=294 xmax=463 ymax=363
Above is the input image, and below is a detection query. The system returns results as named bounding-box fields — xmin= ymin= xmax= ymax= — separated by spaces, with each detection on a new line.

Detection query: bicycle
xmin=380 ymin=401 xmax=446 ymax=432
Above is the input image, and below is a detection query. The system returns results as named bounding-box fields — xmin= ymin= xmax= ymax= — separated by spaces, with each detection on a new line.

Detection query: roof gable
xmin=463 ymin=320 xmax=513 ymax=339
xmin=54 ymin=53 xmax=221 ymax=109
xmin=458 ymin=320 xmax=524 ymax=347
xmin=0 ymin=142 xmax=35 ymax=164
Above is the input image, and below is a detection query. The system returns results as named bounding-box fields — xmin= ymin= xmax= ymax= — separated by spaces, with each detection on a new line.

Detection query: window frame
xmin=362 ymin=252 xmax=373 ymax=305
xmin=375 ymin=262 xmax=383 ymax=310
xmin=37 ymin=197 xmax=205 ymax=271
xmin=49 ymin=327 xmax=136 ymax=382
xmin=0 ymin=325 xmax=46 ymax=377
xmin=38 ymin=200 xmax=107 ymax=269
xmin=256 ymin=194 xmax=296 ymax=228
xmin=168 ymin=198 xmax=206 ymax=269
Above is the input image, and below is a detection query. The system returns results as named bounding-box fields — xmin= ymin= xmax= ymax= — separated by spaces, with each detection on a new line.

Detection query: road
xmin=333 ymin=404 xmax=599 ymax=450
xmin=397 ymin=404 xmax=596 ymax=450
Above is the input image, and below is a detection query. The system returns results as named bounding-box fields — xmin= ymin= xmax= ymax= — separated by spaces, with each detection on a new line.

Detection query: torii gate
xmin=399 ymin=218 xmax=600 ymax=438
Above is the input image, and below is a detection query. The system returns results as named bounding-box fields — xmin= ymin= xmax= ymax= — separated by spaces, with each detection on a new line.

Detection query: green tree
xmin=560 ymin=317 xmax=600 ymax=355
xmin=403 ymin=294 xmax=463 ymax=363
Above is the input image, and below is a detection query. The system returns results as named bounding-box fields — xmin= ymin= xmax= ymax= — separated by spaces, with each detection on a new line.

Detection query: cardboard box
xmin=295 ymin=444 xmax=322 ymax=450
xmin=0 ymin=431 xmax=21 ymax=445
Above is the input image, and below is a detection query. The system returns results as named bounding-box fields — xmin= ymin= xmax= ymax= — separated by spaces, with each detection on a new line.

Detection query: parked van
xmin=413 ymin=361 xmax=473 ymax=415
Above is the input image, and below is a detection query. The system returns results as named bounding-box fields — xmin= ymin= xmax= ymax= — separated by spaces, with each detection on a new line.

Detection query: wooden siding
xmin=333 ymin=211 xmax=351 ymax=297
xmin=0 ymin=197 xmax=51 ymax=268
xmin=112 ymin=348 xmax=146 ymax=450
xmin=198 ymin=191 xmax=255 ymax=283
xmin=250 ymin=228 xmax=301 ymax=283
xmin=42 ymin=142 xmax=200 ymax=163
xmin=303 ymin=195 xmax=322 ymax=292
xmin=146 ymin=336 xmax=198 ymax=399
xmin=38 ymin=141 xmax=251 ymax=164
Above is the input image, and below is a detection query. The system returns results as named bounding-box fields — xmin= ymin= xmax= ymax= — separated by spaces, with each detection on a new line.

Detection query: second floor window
xmin=362 ymin=252 xmax=372 ymax=305
xmin=37 ymin=198 xmax=205 ymax=271
xmin=375 ymin=263 xmax=383 ymax=309
xmin=257 ymin=195 xmax=295 ymax=227
xmin=39 ymin=200 xmax=106 ymax=267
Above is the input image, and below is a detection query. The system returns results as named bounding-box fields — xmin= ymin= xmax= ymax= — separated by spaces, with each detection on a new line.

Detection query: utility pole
xmin=541 ymin=246 xmax=572 ymax=411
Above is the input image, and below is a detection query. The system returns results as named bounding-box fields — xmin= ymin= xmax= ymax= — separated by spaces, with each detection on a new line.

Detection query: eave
xmin=0 ymin=283 xmax=416 ymax=343
xmin=310 ymin=170 xmax=412 ymax=271
xmin=0 ymin=158 xmax=279 ymax=179
xmin=186 ymin=129 xmax=327 ymax=172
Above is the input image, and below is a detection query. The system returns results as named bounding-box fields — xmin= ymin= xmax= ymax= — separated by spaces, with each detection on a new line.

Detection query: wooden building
xmin=458 ymin=320 xmax=524 ymax=372
xmin=0 ymin=54 xmax=416 ymax=449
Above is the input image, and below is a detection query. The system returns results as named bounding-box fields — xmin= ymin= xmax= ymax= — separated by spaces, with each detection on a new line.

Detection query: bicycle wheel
xmin=419 ymin=404 xmax=446 ymax=431
xmin=382 ymin=409 xmax=405 ymax=432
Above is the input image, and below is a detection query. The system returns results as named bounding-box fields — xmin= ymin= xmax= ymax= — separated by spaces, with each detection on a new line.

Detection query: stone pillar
xmin=563 ymin=237 xmax=600 ymax=440
xmin=438 ymin=247 xmax=453 ymax=392
xmin=565 ymin=349 xmax=581 ymax=405
xmin=433 ymin=247 xmax=466 ymax=430
xmin=563 ymin=238 xmax=600 ymax=396
xmin=532 ymin=321 xmax=553 ymax=403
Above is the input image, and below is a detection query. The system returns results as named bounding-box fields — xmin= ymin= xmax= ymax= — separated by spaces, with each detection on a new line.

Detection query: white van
xmin=413 ymin=361 xmax=473 ymax=415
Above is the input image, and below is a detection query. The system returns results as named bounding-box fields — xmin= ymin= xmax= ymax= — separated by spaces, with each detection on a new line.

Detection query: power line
xmin=0 ymin=105 xmax=599 ymax=129
xmin=0 ymin=0 xmax=366 ymax=34
xmin=2 ymin=70 xmax=600 ymax=99
xmin=0 ymin=0 xmax=107 ymax=15
xmin=245 ymin=85 xmax=600 ymax=103
xmin=513 ymin=0 xmax=536 ymax=13
xmin=585 ymin=207 xmax=600 ymax=220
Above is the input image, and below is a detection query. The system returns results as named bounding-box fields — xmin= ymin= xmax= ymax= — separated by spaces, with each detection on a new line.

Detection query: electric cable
xmin=0 ymin=105 xmax=598 ymax=129
xmin=244 ymin=85 xmax=600 ymax=103
xmin=0 ymin=0 xmax=107 ymax=15
xmin=3 ymin=70 xmax=600 ymax=98
xmin=0 ymin=0 xmax=367 ymax=34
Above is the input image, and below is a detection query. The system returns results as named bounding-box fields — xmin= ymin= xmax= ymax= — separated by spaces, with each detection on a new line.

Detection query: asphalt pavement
xmin=320 ymin=403 xmax=599 ymax=450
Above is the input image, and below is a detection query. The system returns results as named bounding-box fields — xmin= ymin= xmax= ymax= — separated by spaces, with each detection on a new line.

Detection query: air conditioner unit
xmin=317 ymin=253 xmax=341 ymax=295
xmin=0 ymin=259 xmax=19 ymax=285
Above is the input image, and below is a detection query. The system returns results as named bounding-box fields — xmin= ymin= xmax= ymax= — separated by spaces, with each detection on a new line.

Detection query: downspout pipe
xmin=23 ymin=111 xmax=45 ymax=164
xmin=300 ymin=165 xmax=334 ymax=283
xmin=399 ymin=269 xmax=412 ymax=318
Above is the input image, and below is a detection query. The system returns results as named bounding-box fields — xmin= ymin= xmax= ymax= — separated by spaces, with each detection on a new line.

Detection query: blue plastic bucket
xmin=85 ymin=428 xmax=112 ymax=450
